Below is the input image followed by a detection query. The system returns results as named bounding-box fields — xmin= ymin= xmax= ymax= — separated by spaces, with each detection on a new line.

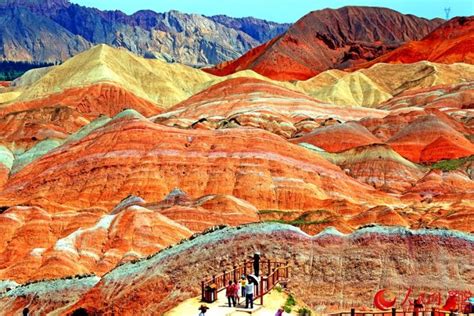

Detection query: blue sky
xmin=71 ymin=0 xmax=474 ymax=23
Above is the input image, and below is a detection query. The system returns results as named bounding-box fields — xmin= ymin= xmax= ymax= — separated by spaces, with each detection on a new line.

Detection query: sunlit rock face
xmin=387 ymin=115 xmax=474 ymax=163
xmin=205 ymin=7 xmax=442 ymax=80
xmin=291 ymin=122 xmax=381 ymax=153
xmin=3 ymin=224 xmax=464 ymax=315
xmin=0 ymin=113 xmax=393 ymax=213
xmin=0 ymin=205 xmax=192 ymax=283
xmin=0 ymin=5 xmax=472 ymax=316
xmin=355 ymin=16 xmax=474 ymax=68
xmin=156 ymin=77 xmax=388 ymax=138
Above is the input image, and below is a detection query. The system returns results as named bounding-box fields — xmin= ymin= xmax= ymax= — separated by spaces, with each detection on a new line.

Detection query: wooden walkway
xmin=201 ymin=259 xmax=290 ymax=306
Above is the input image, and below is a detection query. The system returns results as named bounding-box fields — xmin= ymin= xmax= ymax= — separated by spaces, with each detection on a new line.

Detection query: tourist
xmin=275 ymin=306 xmax=284 ymax=316
xmin=198 ymin=304 xmax=209 ymax=316
xmin=253 ymin=252 xmax=261 ymax=277
xmin=245 ymin=278 xmax=255 ymax=309
xmin=226 ymin=281 xmax=237 ymax=307
xmin=240 ymin=275 xmax=247 ymax=298
xmin=232 ymin=280 xmax=240 ymax=304
xmin=413 ymin=299 xmax=424 ymax=316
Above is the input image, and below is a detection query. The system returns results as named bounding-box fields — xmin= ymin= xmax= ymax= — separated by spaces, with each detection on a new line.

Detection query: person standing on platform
xmin=253 ymin=252 xmax=261 ymax=277
xmin=239 ymin=275 xmax=247 ymax=298
xmin=226 ymin=281 xmax=237 ymax=307
xmin=245 ymin=279 xmax=255 ymax=309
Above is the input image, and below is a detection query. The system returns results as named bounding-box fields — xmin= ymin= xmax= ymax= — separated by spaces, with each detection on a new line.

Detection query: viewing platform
xmin=200 ymin=257 xmax=291 ymax=312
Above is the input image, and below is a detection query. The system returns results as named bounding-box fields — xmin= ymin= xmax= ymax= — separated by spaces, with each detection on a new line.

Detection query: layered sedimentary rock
xmin=357 ymin=17 xmax=474 ymax=68
xmin=0 ymin=276 xmax=100 ymax=315
xmin=32 ymin=224 xmax=471 ymax=315
xmin=205 ymin=7 xmax=442 ymax=80
xmin=4 ymin=45 xmax=309 ymax=112
xmin=10 ymin=44 xmax=216 ymax=109
xmin=387 ymin=115 xmax=474 ymax=163
xmin=0 ymin=145 xmax=13 ymax=188
xmin=296 ymin=62 xmax=474 ymax=107
xmin=1 ymin=83 xmax=162 ymax=118
xmin=0 ymin=106 xmax=89 ymax=150
xmin=1 ymin=113 xmax=116 ymax=177
xmin=295 ymin=69 xmax=391 ymax=107
xmin=151 ymin=190 xmax=260 ymax=232
xmin=320 ymin=144 xmax=427 ymax=193
xmin=404 ymin=169 xmax=474 ymax=202
xmin=0 ymin=82 xmax=164 ymax=151
xmin=291 ymin=122 xmax=381 ymax=153
xmin=359 ymin=109 xmax=469 ymax=143
xmin=0 ymin=186 xmax=262 ymax=283
xmin=0 ymin=111 xmax=394 ymax=213
xmin=380 ymin=82 xmax=474 ymax=115
xmin=157 ymin=77 xmax=388 ymax=138
xmin=0 ymin=205 xmax=192 ymax=283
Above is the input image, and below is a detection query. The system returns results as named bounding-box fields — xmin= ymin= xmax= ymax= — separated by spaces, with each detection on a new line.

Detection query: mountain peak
xmin=0 ymin=0 xmax=70 ymax=8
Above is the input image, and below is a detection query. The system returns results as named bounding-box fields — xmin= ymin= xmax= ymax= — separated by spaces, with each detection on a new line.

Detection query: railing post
xmin=233 ymin=265 xmax=237 ymax=282
xmin=285 ymin=261 xmax=289 ymax=278
xmin=244 ymin=260 xmax=247 ymax=275
xmin=351 ymin=308 xmax=355 ymax=316
xmin=260 ymin=278 xmax=264 ymax=305
xmin=223 ymin=270 xmax=226 ymax=287
xmin=392 ymin=308 xmax=396 ymax=316
xmin=431 ymin=308 xmax=435 ymax=316
xmin=201 ymin=280 xmax=205 ymax=301
xmin=267 ymin=260 xmax=271 ymax=275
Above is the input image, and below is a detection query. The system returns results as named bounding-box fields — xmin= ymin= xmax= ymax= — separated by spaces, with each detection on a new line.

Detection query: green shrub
xmin=430 ymin=156 xmax=473 ymax=171
xmin=257 ymin=210 xmax=287 ymax=215
xmin=298 ymin=307 xmax=312 ymax=316
xmin=283 ymin=294 xmax=297 ymax=313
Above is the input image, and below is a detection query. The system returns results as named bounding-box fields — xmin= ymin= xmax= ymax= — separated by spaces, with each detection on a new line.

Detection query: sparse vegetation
xmin=284 ymin=293 xmax=297 ymax=313
xmin=115 ymin=224 xmax=231 ymax=269
xmin=258 ymin=209 xmax=288 ymax=215
xmin=430 ymin=156 xmax=473 ymax=171
xmin=17 ymin=273 xmax=96 ymax=288
xmin=298 ymin=307 xmax=312 ymax=316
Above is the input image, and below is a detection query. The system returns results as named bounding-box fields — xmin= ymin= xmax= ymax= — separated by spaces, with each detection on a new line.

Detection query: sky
xmin=71 ymin=0 xmax=474 ymax=23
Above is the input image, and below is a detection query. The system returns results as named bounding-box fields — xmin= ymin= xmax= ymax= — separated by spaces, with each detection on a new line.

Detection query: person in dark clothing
xmin=71 ymin=308 xmax=89 ymax=316
xmin=413 ymin=299 xmax=424 ymax=316
xmin=22 ymin=308 xmax=29 ymax=316
xmin=253 ymin=252 xmax=261 ymax=277
xmin=198 ymin=305 xmax=209 ymax=316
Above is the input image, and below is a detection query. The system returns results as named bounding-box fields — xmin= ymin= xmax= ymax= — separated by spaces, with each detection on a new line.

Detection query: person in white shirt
xmin=245 ymin=279 xmax=255 ymax=309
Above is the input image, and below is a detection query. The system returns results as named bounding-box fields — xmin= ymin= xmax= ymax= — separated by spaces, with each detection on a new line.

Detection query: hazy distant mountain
xmin=0 ymin=0 xmax=290 ymax=66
